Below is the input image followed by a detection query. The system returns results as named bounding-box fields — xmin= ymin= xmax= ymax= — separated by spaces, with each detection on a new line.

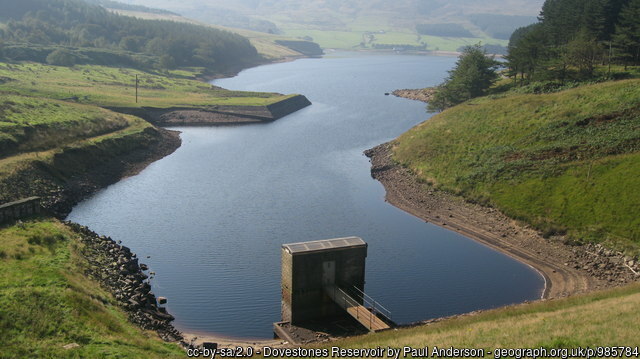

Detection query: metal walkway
xmin=324 ymin=285 xmax=391 ymax=332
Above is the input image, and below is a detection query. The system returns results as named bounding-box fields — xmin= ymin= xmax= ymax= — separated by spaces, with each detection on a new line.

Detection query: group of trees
xmin=507 ymin=0 xmax=640 ymax=82
xmin=428 ymin=44 xmax=500 ymax=112
xmin=429 ymin=0 xmax=639 ymax=112
xmin=0 ymin=0 xmax=261 ymax=70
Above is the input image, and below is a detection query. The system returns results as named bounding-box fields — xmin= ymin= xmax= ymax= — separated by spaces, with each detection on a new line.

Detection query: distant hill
xmin=84 ymin=0 xmax=178 ymax=16
xmin=118 ymin=0 xmax=543 ymax=50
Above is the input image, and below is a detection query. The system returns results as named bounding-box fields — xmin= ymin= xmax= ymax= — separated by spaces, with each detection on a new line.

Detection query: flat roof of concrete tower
xmin=282 ymin=236 xmax=366 ymax=254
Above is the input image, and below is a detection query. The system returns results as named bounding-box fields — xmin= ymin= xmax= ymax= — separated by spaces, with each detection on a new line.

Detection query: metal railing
xmin=349 ymin=285 xmax=392 ymax=321
xmin=325 ymin=285 xmax=392 ymax=331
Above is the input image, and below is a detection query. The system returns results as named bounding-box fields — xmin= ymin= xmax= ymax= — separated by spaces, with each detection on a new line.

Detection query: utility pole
xmin=135 ymin=74 xmax=139 ymax=104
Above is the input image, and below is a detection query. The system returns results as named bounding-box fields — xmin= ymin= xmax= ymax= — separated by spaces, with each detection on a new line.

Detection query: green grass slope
xmin=0 ymin=88 xmax=170 ymax=210
xmin=0 ymin=62 xmax=288 ymax=109
xmin=0 ymin=90 xmax=153 ymax=175
xmin=0 ymin=94 xmax=134 ymax=157
xmin=393 ymin=79 xmax=640 ymax=252
xmin=326 ymin=284 xmax=640 ymax=351
xmin=0 ymin=219 xmax=184 ymax=358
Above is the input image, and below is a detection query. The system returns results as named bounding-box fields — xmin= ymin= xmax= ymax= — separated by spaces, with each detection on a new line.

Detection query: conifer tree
xmin=429 ymin=44 xmax=500 ymax=111
xmin=613 ymin=0 xmax=640 ymax=67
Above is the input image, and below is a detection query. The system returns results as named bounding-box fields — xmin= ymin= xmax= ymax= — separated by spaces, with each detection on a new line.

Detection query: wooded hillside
xmin=0 ymin=0 xmax=261 ymax=71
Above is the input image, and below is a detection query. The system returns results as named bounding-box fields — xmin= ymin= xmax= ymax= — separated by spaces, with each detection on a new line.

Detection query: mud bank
xmin=107 ymin=95 xmax=312 ymax=126
xmin=0 ymin=127 xmax=181 ymax=218
xmin=365 ymin=143 xmax=640 ymax=299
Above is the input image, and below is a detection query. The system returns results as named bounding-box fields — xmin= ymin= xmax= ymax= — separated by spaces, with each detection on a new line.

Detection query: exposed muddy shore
xmin=107 ymin=94 xmax=311 ymax=126
xmin=0 ymin=127 xmax=181 ymax=218
xmin=365 ymin=142 xmax=640 ymax=299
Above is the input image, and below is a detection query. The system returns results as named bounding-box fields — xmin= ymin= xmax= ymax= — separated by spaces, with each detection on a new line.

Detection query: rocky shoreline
xmin=392 ymin=88 xmax=436 ymax=103
xmin=0 ymin=126 xmax=186 ymax=345
xmin=66 ymin=221 xmax=186 ymax=344
xmin=365 ymin=143 xmax=639 ymax=299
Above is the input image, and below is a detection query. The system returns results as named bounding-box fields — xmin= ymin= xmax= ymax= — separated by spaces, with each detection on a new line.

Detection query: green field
xmin=279 ymin=27 xmax=506 ymax=52
xmin=325 ymin=283 xmax=640 ymax=353
xmin=392 ymin=79 xmax=640 ymax=253
xmin=0 ymin=219 xmax=184 ymax=358
xmin=0 ymin=62 xmax=290 ymax=109
xmin=272 ymin=12 xmax=509 ymax=52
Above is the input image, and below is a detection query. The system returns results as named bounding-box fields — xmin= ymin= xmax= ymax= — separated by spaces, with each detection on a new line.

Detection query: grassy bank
xmin=0 ymin=90 xmax=178 ymax=218
xmin=325 ymin=283 xmax=640 ymax=351
xmin=0 ymin=62 xmax=290 ymax=109
xmin=0 ymin=93 xmax=138 ymax=157
xmin=392 ymin=79 xmax=640 ymax=253
xmin=0 ymin=218 xmax=184 ymax=358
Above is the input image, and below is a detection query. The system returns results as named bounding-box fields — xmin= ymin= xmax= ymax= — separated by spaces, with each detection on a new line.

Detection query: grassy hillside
xmin=0 ymin=219 xmax=184 ymax=358
xmin=326 ymin=283 xmax=640 ymax=351
xmin=0 ymin=89 xmax=154 ymax=173
xmin=0 ymin=62 xmax=288 ymax=109
xmin=393 ymin=79 xmax=640 ymax=253
xmin=0 ymin=94 xmax=134 ymax=156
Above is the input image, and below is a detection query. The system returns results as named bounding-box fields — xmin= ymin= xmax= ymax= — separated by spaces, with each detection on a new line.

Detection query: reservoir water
xmin=68 ymin=52 xmax=544 ymax=338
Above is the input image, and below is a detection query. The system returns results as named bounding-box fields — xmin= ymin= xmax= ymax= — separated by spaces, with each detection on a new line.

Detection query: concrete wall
xmin=0 ymin=197 xmax=41 ymax=224
xmin=281 ymin=244 xmax=367 ymax=325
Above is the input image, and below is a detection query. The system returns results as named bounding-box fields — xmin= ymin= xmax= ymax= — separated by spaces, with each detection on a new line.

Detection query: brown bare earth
xmin=365 ymin=143 xmax=640 ymax=299
xmin=158 ymin=110 xmax=266 ymax=125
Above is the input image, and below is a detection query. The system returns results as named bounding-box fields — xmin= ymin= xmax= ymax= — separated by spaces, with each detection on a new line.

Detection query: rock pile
xmin=391 ymin=88 xmax=436 ymax=103
xmin=65 ymin=221 xmax=185 ymax=344
xmin=570 ymin=243 xmax=640 ymax=284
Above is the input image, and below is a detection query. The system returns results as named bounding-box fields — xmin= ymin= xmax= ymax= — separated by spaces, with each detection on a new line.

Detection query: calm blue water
xmin=68 ymin=52 xmax=544 ymax=339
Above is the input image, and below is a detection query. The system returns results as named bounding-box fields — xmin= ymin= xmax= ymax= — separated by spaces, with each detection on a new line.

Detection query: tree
xmin=566 ymin=29 xmax=602 ymax=76
xmin=507 ymin=23 xmax=548 ymax=83
xmin=613 ymin=0 xmax=640 ymax=67
xmin=46 ymin=49 xmax=76 ymax=66
xmin=428 ymin=44 xmax=500 ymax=112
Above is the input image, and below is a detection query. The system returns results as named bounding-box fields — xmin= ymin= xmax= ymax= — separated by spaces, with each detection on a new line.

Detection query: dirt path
xmin=366 ymin=143 xmax=638 ymax=299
